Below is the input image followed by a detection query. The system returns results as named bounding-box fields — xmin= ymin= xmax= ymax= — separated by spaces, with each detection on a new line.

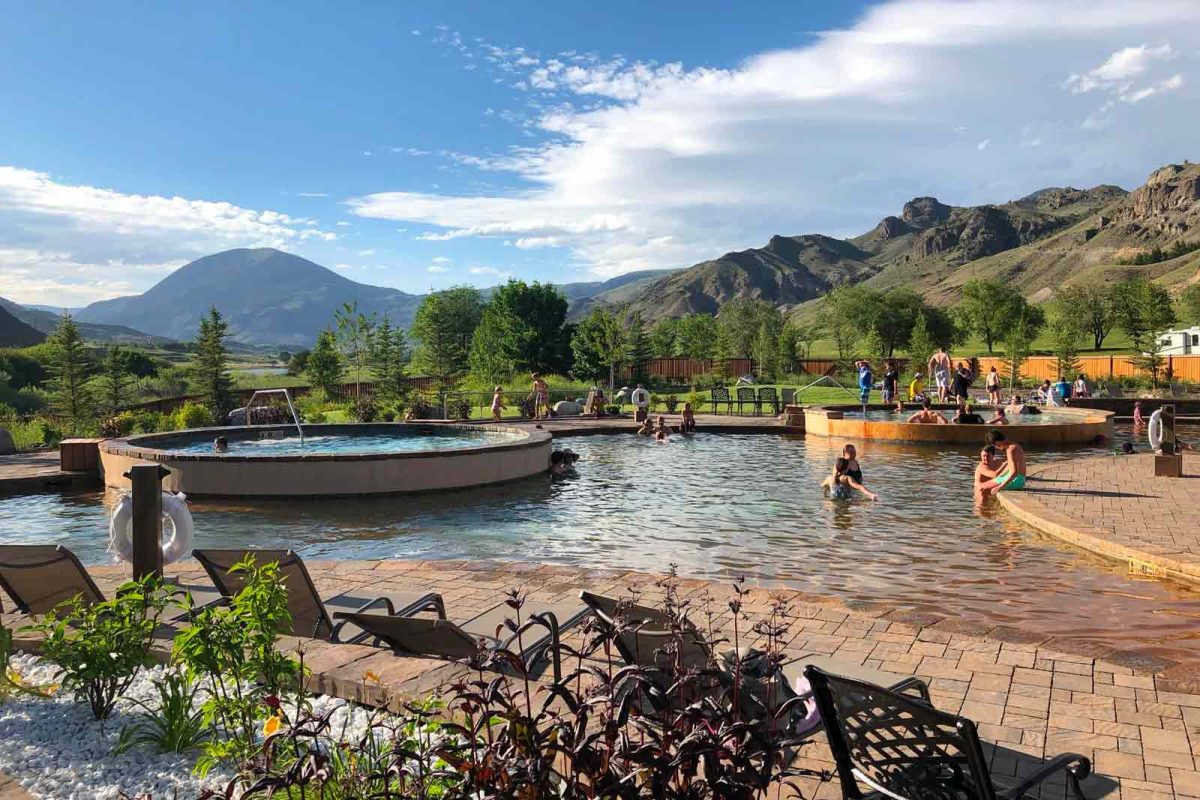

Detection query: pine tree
xmin=306 ymin=329 xmax=343 ymax=395
xmin=369 ymin=317 xmax=411 ymax=405
xmin=906 ymin=312 xmax=937 ymax=382
xmin=625 ymin=311 xmax=651 ymax=384
xmin=97 ymin=346 xmax=133 ymax=414
xmin=47 ymin=314 xmax=93 ymax=433
xmin=193 ymin=307 xmax=235 ymax=422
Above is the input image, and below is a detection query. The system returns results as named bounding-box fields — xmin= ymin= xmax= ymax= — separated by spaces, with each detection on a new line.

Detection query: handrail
xmin=245 ymin=388 xmax=305 ymax=446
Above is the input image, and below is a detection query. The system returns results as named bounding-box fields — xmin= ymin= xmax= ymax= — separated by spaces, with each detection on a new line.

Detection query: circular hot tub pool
xmin=803 ymin=404 xmax=1113 ymax=445
xmin=99 ymin=423 xmax=551 ymax=497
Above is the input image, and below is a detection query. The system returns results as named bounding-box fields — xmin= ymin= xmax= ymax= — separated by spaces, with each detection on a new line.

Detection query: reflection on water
xmin=2 ymin=425 xmax=1198 ymax=660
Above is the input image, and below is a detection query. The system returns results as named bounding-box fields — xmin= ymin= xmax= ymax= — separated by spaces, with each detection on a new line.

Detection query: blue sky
xmin=1 ymin=0 xmax=1197 ymax=305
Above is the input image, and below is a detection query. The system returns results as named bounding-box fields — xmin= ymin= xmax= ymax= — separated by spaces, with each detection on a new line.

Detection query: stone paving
xmin=7 ymin=557 xmax=1200 ymax=798
xmin=998 ymin=454 xmax=1200 ymax=586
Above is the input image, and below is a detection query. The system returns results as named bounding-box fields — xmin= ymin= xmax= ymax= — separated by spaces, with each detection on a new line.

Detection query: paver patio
xmin=998 ymin=453 xmax=1200 ymax=586
xmin=9 ymin=557 xmax=1200 ymax=798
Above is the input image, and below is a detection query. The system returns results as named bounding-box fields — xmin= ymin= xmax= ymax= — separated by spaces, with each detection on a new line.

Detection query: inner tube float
xmin=1147 ymin=408 xmax=1164 ymax=450
xmin=630 ymin=387 xmax=650 ymax=408
xmin=108 ymin=491 xmax=194 ymax=565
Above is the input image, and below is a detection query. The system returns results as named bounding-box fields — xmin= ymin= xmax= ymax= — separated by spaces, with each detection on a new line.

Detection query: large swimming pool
xmin=3 ymin=426 xmax=1199 ymax=662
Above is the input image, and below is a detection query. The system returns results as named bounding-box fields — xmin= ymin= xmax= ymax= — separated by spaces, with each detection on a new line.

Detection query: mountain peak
xmin=901 ymin=197 xmax=951 ymax=227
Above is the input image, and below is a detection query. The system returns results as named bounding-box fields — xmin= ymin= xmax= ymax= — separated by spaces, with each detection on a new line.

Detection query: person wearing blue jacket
xmin=855 ymin=360 xmax=873 ymax=406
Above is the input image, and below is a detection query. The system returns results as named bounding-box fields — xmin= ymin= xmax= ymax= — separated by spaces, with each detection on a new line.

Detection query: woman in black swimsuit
xmin=842 ymin=444 xmax=864 ymax=485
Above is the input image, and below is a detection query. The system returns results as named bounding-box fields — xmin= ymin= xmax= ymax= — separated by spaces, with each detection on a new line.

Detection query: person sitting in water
xmin=978 ymin=429 xmax=1027 ymax=496
xmin=907 ymin=398 xmax=947 ymax=424
xmin=986 ymin=406 xmax=1009 ymax=425
xmin=636 ymin=417 xmax=654 ymax=436
xmin=840 ymin=443 xmax=865 ymax=486
xmin=893 ymin=399 xmax=906 ymax=414
xmin=953 ymin=401 xmax=985 ymax=424
xmin=214 ymin=436 xmax=229 ymax=454
xmin=1005 ymin=394 xmax=1025 ymax=415
xmin=549 ymin=450 xmax=568 ymax=477
xmin=822 ymin=457 xmax=878 ymax=501
xmin=680 ymin=402 xmax=697 ymax=433
xmin=974 ymin=445 xmax=1002 ymax=489
xmin=655 ymin=428 xmax=669 ymax=443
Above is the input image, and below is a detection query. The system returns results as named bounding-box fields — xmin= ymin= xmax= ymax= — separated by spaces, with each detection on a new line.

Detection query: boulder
xmin=553 ymin=400 xmax=583 ymax=416
xmin=0 ymin=428 xmax=15 ymax=454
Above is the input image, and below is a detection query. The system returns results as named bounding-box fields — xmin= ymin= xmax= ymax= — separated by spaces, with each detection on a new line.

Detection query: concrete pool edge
xmin=997 ymin=454 xmax=1200 ymax=589
xmin=99 ymin=423 xmax=552 ymax=497
xmin=803 ymin=404 xmax=1113 ymax=445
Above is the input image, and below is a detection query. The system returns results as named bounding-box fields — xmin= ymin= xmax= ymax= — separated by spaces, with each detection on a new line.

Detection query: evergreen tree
xmin=999 ymin=307 xmax=1043 ymax=389
xmin=906 ymin=312 xmax=937 ymax=380
xmin=368 ymin=317 xmax=410 ymax=405
xmin=411 ymin=287 xmax=484 ymax=385
xmin=97 ymin=345 xmax=134 ymax=415
xmin=306 ymin=329 xmax=343 ymax=395
xmin=1047 ymin=294 xmax=1085 ymax=381
xmin=625 ymin=311 xmax=651 ymax=384
xmin=193 ymin=307 xmax=235 ymax=422
xmin=47 ymin=314 xmax=93 ymax=433
xmin=1179 ymin=283 xmax=1200 ymax=327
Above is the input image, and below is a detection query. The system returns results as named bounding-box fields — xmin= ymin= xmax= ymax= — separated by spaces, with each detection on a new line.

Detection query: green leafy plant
xmin=350 ymin=394 xmax=377 ymax=423
xmin=173 ymin=401 xmax=215 ymax=430
xmin=172 ymin=556 xmax=302 ymax=776
xmin=115 ymin=668 xmax=209 ymax=754
xmin=31 ymin=575 xmax=173 ymax=720
xmin=446 ymin=395 xmax=472 ymax=420
xmin=687 ymin=387 xmax=707 ymax=413
xmin=664 ymin=394 xmax=680 ymax=412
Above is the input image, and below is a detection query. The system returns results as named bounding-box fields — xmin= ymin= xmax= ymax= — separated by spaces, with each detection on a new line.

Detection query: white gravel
xmin=0 ymin=653 xmax=385 ymax=800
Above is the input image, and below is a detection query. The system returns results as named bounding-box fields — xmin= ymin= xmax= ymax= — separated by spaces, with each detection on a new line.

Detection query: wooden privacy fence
xmin=975 ymin=355 xmax=1200 ymax=383
xmin=124 ymin=377 xmax=441 ymax=415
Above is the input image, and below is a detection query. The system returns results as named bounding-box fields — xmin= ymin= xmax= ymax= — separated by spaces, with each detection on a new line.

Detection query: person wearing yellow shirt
xmin=908 ymin=372 xmax=926 ymax=402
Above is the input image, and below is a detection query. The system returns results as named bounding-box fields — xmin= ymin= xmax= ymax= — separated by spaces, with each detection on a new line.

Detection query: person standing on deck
xmin=928 ymin=347 xmax=953 ymax=403
xmin=855 ymin=360 xmax=873 ymax=407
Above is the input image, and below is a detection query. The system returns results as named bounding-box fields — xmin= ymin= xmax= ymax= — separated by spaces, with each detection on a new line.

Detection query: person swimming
xmin=214 ymin=436 xmax=229 ymax=454
xmin=822 ymin=457 xmax=878 ymax=501
xmin=906 ymin=398 xmax=947 ymax=424
xmin=986 ymin=406 xmax=1008 ymax=425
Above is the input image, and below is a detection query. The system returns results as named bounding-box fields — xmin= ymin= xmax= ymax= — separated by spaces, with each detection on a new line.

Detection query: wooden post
xmin=128 ymin=464 xmax=167 ymax=580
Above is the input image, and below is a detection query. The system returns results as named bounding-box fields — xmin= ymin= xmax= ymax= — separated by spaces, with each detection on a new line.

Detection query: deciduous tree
xmin=957 ymin=280 xmax=1028 ymax=354
xmin=411 ymin=287 xmax=484 ymax=384
xmin=571 ymin=308 xmax=626 ymax=391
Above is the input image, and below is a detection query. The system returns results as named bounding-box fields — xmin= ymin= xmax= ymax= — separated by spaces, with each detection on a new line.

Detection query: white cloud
xmin=427 ymin=265 xmax=449 ymax=273
xmin=0 ymin=166 xmax=335 ymax=304
xmin=977 ymin=139 xmax=991 ymax=151
xmin=295 ymin=191 xmax=329 ymax=197
xmin=336 ymin=221 xmax=353 ymax=227
xmin=353 ymin=0 xmax=1200 ymax=279
xmin=469 ymin=265 xmax=511 ymax=279
xmin=431 ymin=256 xmax=451 ymax=263
xmin=356 ymin=248 xmax=376 ymax=256
xmin=334 ymin=263 xmax=353 ymax=271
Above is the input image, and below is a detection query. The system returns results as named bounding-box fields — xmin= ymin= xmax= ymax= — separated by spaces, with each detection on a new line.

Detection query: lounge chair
xmin=806 ymin=665 xmax=1091 ymax=800
xmin=758 ymin=387 xmax=780 ymax=415
xmin=710 ymin=387 xmax=733 ymax=414
xmin=580 ymin=591 xmax=909 ymax=726
xmin=736 ymin=386 xmax=757 ymax=415
xmin=0 ymin=544 xmax=221 ymax=624
xmin=192 ymin=548 xmax=444 ymax=643
xmin=335 ymin=596 xmax=589 ymax=681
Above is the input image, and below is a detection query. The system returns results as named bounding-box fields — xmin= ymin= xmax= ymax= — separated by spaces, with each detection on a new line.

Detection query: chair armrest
xmin=1001 ymin=753 xmax=1091 ymax=800
xmin=396 ymin=592 xmax=447 ymax=620
xmin=887 ymin=676 xmax=932 ymax=703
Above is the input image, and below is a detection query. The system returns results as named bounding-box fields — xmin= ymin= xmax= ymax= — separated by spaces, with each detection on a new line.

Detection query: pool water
xmin=846 ymin=408 xmax=1094 ymax=425
xmin=162 ymin=429 xmax=522 ymax=456
xmin=3 ymin=425 xmax=1198 ymax=662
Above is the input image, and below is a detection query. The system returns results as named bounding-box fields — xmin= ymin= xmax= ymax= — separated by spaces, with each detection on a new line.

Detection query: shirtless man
xmin=979 ymin=430 xmax=1027 ymax=497
xmin=928 ymin=346 xmax=953 ymax=403
xmin=974 ymin=445 xmax=1002 ymax=489
xmin=907 ymin=398 xmax=947 ymax=424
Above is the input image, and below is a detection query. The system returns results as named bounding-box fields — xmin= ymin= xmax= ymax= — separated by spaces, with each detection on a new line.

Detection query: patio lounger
xmin=0 ymin=544 xmax=221 ymax=629
xmin=581 ymin=591 xmax=909 ymax=727
xmin=806 ymin=665 xmax=1092 ymax=800
xmin=335 ymin=595 xmax=589 ymax=681
xmin=736 ymin=386 xmax=757 ymax=416
xmin=710 ymin=387 xmax=733 ymax=414
xmin=192 ymin=548 xmax=445 ymax=643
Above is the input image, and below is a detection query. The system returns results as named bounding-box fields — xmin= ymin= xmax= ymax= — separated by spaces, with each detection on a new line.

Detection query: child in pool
xmin=822 ymin=457 xmax=878 ymax=501
xmin=680 ymin=402 xmax=696 ymax=433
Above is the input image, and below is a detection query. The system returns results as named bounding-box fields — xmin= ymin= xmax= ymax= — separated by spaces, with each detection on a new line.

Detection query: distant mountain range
xmin=598 ymin=162 xmax=1200 ymax=322
xmin=5 ymin=162 xmax=1197 ymax=347
xmin=0 ymin=297 xmax=174 ymax=346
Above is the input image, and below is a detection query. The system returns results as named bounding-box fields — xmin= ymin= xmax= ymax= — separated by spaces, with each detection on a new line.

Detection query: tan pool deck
xmin=6 ymin=557 xmax=1200 ymax=799
xmin=998 ymin=454 xmax=1200 ymax=587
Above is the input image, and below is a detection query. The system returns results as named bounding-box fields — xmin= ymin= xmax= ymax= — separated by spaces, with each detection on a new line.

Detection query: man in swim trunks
xmin=881 ymin=359 xmax=899 ymax=404
xmin=855 ymin=360 xmax=873 ymax=406
xmin=928 ymin=347 xmax=953 ymax=403
xmin=906 ymin=398 xmax=947 ymax=424
xmin=979 ymin=429 xmax=1026 ymax=496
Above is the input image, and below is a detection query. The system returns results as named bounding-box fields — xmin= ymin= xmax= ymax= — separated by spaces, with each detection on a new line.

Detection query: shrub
xmin=406 ymin=394 xmax=434 ymax=420
xmin=688 ymin=387 xmax=707 ymax=413
xmin=351 ymin=394 xmax=378 ymax=423
xmin=98 ymin=410 xmax=139 ymax=438
xmin=306 ymin=411 xmax=327 ymax=424
xmin=129 ymin=410 xmax=167 ymax=434
xmin=604 ymin=403 xmax=622 ymax=414
xmin=172 ymin=556 xmax=301 ymax=775
xmin=380 ymin=408 xmax=396 ymax=422
xmin=517 ymin=395 xmax=536 ymax=418
xmin=447 ymin=395 xmax=472 ymax=420
xmin=115 ymin=668 xmax=209 ymax=755
xmin=664 ymin=394 xmax=680 ymax=412
xmin=32 ymin=575 xmax=173 ymax=720
xmin=173 ymin=402 xmax=214 ymax=430
xmin=229 ymin=576 xmax=825 ymax=799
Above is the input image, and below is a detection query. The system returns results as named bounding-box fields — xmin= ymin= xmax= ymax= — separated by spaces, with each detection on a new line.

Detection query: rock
xmin=874 ymin=215 xmax=911 ymax=239
xmin=553 ymin=400 xmax=582 ymax=416
xmin=901 ymin=196 xmax=952 ymax=227
xmin=0 ymin=428 xmax=15 ymax=454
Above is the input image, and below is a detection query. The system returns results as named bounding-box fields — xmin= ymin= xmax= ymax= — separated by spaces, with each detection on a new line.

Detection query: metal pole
xmin=128 ymin=464 xmax=167 ymax=580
